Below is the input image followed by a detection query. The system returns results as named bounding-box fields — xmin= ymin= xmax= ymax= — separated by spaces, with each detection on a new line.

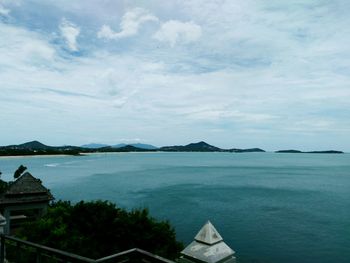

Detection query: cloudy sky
xmin=1 ymin=0 xmax=350 ymax=151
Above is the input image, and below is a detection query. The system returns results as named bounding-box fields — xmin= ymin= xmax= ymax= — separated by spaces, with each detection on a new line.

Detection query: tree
xmin=14 ymin=165 xmax=27 ymax=179
xmin=17 ymin=200 xmax=183 ymax=259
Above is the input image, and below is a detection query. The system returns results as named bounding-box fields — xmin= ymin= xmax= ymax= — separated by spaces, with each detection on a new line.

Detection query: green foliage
xmin=17 ymin=200 xmax=183 ymax=259
xmin=14 ymin=165 xmax=27 ymax=179
xmin=0 ymin=179 xmax=9 ymax=194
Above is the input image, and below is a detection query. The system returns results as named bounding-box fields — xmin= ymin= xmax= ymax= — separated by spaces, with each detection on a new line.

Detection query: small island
xmin=275 ymin=149 xmax=344 ymax=154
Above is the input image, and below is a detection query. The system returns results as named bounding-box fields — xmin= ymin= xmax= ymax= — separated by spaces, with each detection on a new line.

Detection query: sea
xmin=0 ymin=152 xmax=349 ymax=263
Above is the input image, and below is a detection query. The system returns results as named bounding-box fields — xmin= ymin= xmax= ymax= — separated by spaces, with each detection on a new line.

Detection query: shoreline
xmin=0 ymin=154 xmax=84 ymax=159
xmin=0 ymin=151 xmax=347 ymax=158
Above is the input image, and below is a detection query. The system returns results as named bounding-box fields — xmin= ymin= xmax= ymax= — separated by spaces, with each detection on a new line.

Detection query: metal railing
xmin=0 ymin=234 xmax=175 ymax=263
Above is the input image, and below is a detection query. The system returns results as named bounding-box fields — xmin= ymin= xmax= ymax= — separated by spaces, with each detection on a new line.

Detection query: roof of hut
xmin=0 ymin=172 xmax=53 ymax=205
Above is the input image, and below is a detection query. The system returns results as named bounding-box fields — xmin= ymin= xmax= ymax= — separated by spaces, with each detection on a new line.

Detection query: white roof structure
xmin=180 ymin=221 xmax=236 ymax=263
xmin=195 ymin=221 xmax=223 ymax=245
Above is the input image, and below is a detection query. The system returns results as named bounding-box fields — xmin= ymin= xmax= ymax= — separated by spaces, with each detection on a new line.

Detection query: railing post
xmin=2 ymin=210 xmax=10 ymax=236
xmin=0 ymin=213 xmax=6 ymax=263
xmin=0 ymin=215 xmax=5 ymax=236
xmin=36 ymin=248 xmax=43 ymax=263
xmin=16 ymin=242 xmax=21 ymax=263
xmin=0 ymin=235 xmax=4 ymax=263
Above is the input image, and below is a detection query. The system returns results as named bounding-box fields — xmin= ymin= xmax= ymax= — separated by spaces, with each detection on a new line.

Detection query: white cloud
xmin=97 ymin=25 xmax=116 ymax=40
xmin=97 ymin=8 xmax=158 ymax=40
xmin=59 ymin=18 xmax=80 ymax=51
xmin=0 ymin=22 xmax=55 ymax=68
xmin=154 ymin=20 xmax=202 ymax=47
xmin=2 ymin=1 xmax=350 ymax=149
xmin=184 ymin=108 xmax=277 ymax=123
xmin=0 ymin=3 xmax=9 ymax=16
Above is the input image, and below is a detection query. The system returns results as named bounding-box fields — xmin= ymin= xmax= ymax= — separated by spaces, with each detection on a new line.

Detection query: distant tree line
xmin=0 ymin=148 xmax=81 ymax=156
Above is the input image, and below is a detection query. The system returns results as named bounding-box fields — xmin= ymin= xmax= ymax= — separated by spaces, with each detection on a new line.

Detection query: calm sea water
xmin=0 ymin=152 xmax=349 ymax=263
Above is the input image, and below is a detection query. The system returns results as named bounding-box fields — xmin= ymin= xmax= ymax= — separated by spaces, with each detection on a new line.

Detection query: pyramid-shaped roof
xmin=181 ymin=221 xmax=235 ymax=263
xmin=195 ymin=221 xmax=223 ymax=245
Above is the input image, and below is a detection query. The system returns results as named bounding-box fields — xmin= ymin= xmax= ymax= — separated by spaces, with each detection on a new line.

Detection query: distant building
xmin=0 ymin=172 xmax=53 ymax=234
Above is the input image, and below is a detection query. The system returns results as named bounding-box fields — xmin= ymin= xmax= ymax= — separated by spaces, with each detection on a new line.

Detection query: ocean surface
xmin=0 ymin=152 xmax=349 ymax=263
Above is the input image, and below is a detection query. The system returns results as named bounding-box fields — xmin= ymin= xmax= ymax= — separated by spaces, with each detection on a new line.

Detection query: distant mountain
xmin=113 ymin=143 xmax=127 ymax=148
xmin=276 ymin=149 xmax=343 ymax=154
xmin=94 ymin=145 xmax=155 ymax=152
xmin=81 ymin=143 xmax=109 ymax=149
xmin=80 ymin=143 xmax=158 ymax=150
xmin=113 ymin=143 xmax=158 ymax=150
xmin=129 ymin=143 xmax=158 ymax=150
xmin=9 ymin=140 xmax=52 ymax=150
xmin=160 ymin=141 xmax=222 ymax=152
xmin=159 ymin=141 xmax=266 ymax=153
xmin=0 ymin=141 xmax=81 ymax=156
xmin=116 ymin=145 xmax=155 ymax=152
xmin=4 ymin=140 xmax=343 ymax=156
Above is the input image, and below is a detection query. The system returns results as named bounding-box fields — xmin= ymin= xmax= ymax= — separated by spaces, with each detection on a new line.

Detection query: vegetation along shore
xmin=0 ymin=140 xmax=344 ymax=157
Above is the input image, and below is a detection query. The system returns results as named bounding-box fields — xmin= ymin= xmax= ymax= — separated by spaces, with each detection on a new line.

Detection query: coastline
xmin=0 ymin=153 xmax=84 ymax=159
xmin=0 ymin=151 xmax=347 ymax=159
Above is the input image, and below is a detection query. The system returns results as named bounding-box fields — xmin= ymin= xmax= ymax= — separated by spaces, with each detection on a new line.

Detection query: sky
xmin=1 ymin=0 xmax=350 ymax=151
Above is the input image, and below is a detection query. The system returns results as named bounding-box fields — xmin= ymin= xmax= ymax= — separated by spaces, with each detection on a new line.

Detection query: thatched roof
xmin=0 ymin=172 xmax=53 ymax=205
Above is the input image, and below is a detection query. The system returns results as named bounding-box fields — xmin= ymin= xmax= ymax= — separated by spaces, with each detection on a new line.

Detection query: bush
xmin=17 ymin=200 xmax=183 ymax=259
